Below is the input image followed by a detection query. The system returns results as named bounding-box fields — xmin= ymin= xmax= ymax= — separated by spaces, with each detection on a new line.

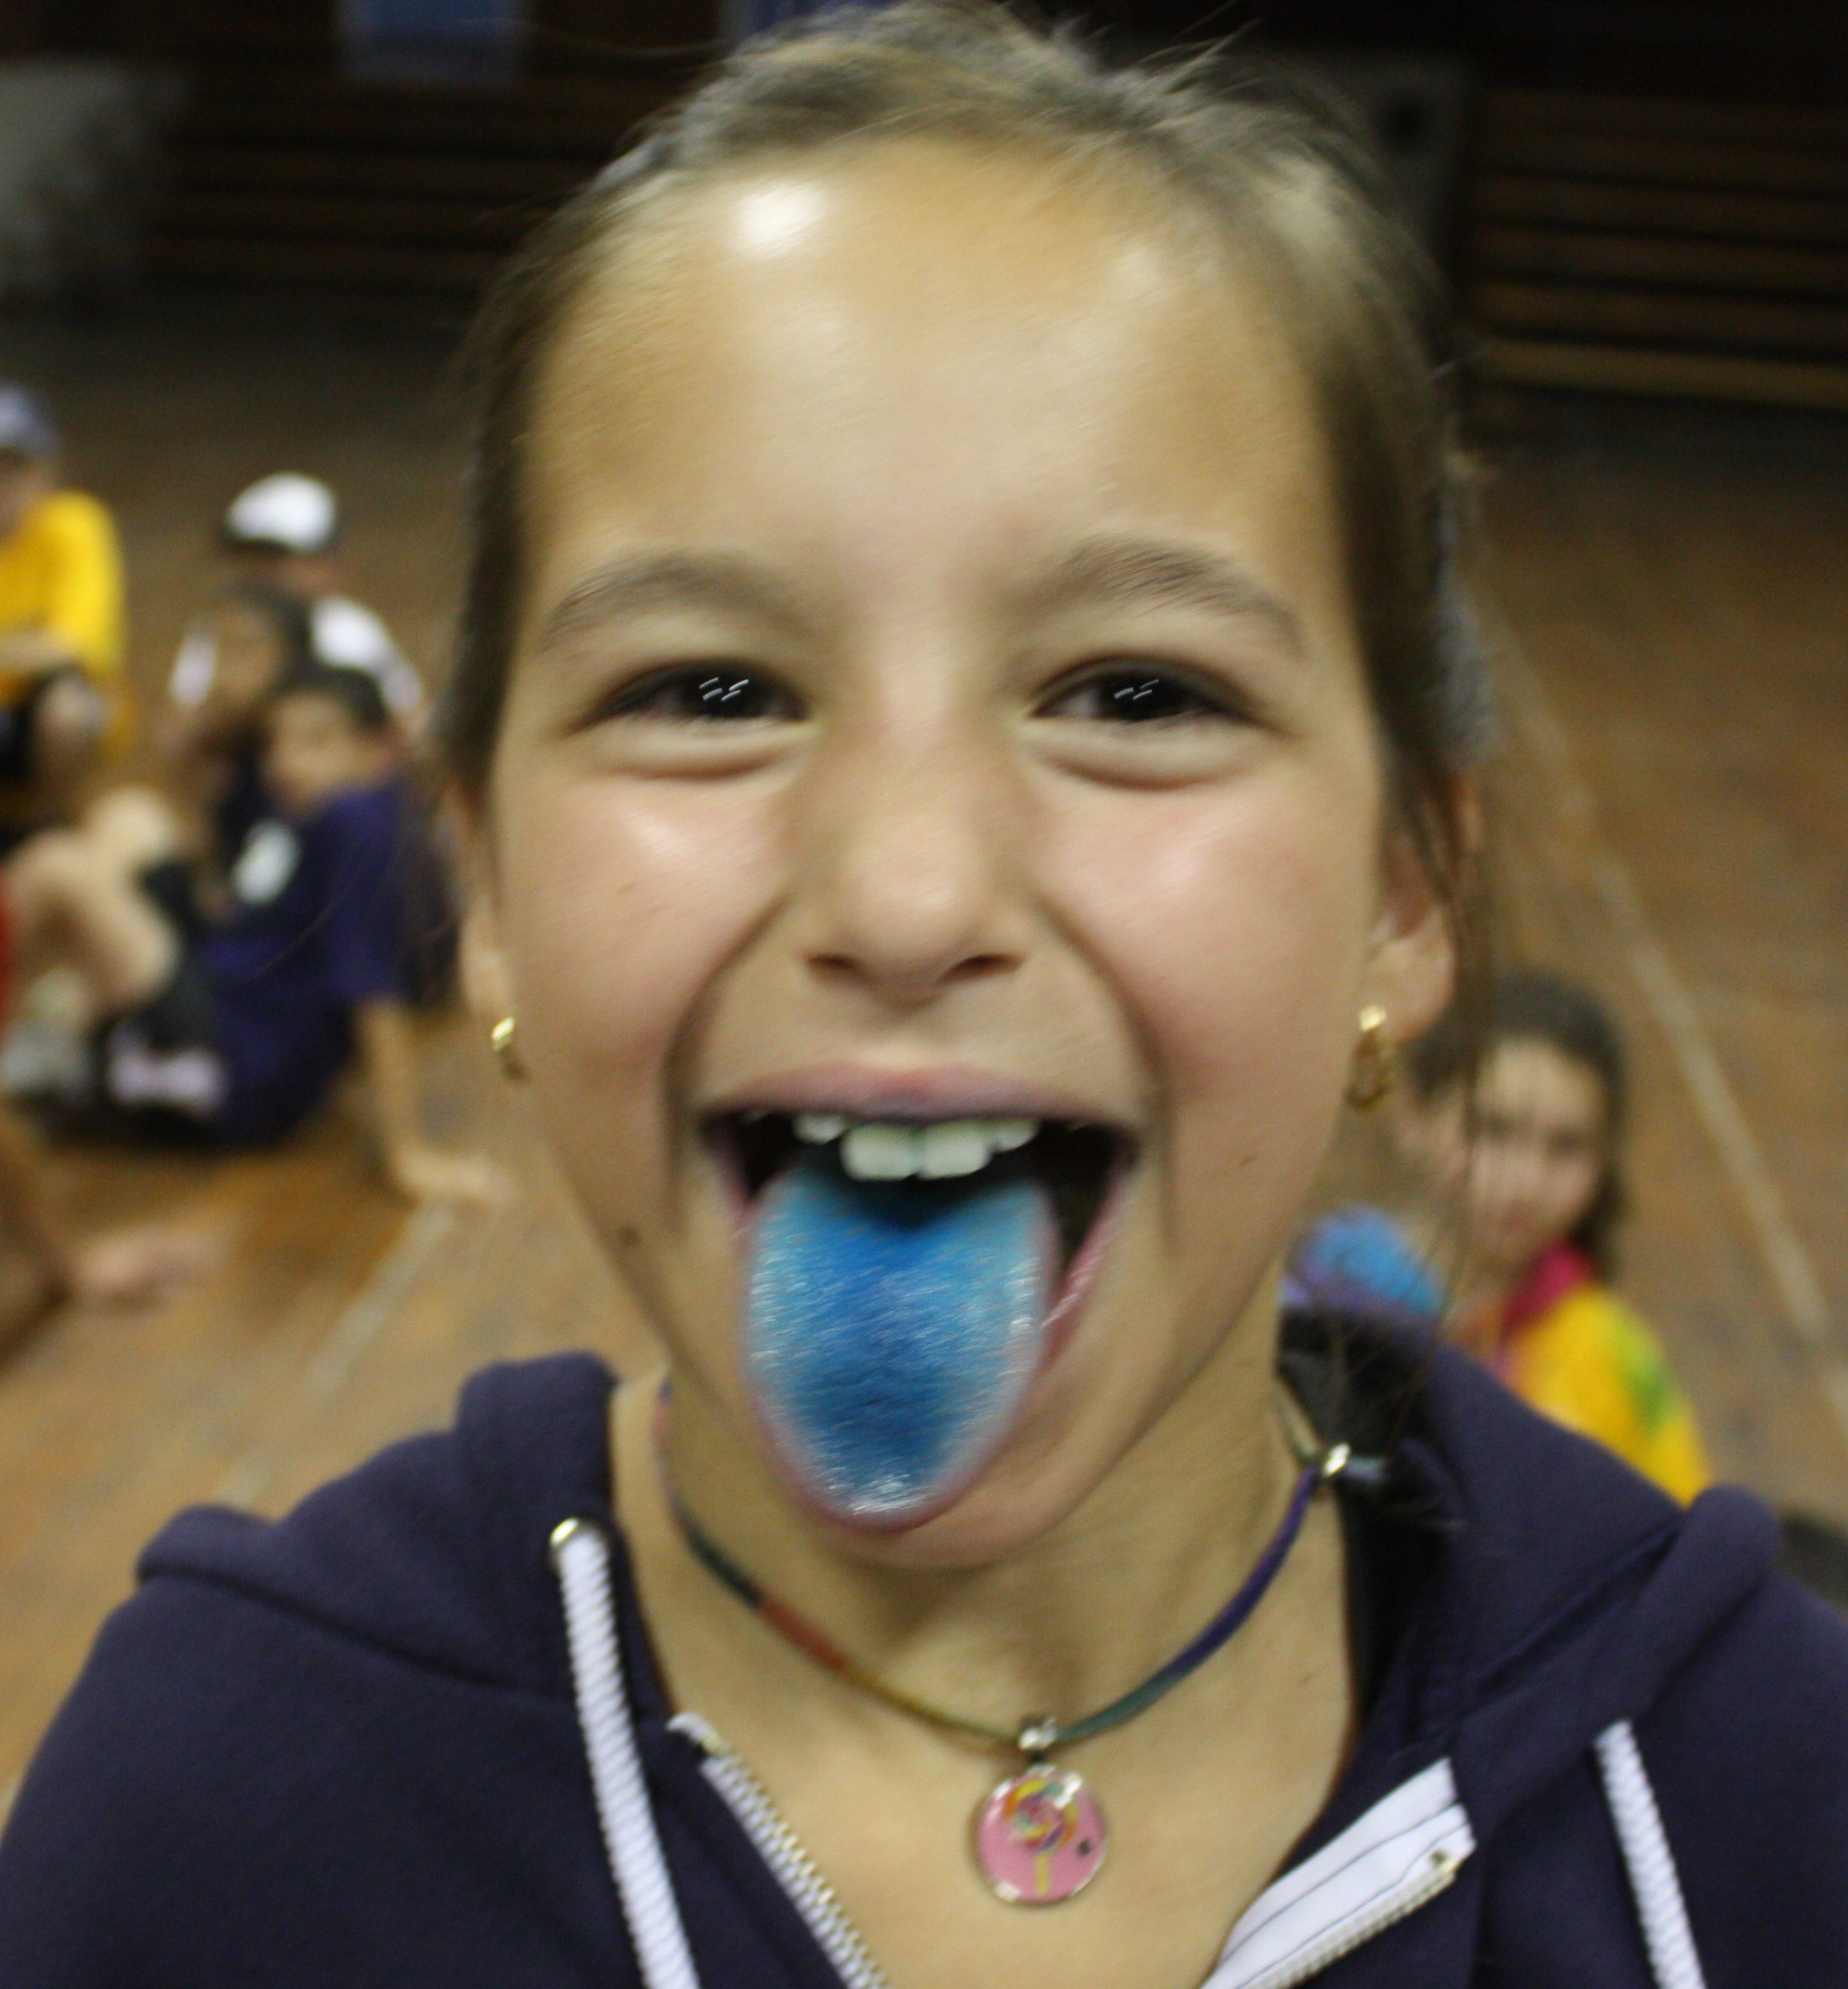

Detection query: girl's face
xmin=468 ymin=145 xmax=1453 ymax=1559
xmin=1414 ymin=1038 xmax=1610 ymax=1277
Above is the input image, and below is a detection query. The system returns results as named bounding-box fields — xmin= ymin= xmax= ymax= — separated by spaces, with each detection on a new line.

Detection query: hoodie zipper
xmin=1215 ymin=1843 xmax=1465 ymax=1989
xmin=670 ymin=1712 xmax=894 ymax=1989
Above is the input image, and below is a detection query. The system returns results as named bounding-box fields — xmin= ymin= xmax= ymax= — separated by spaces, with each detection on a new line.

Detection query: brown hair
xmin=442 ymin=0 xmax=1487 ymax=977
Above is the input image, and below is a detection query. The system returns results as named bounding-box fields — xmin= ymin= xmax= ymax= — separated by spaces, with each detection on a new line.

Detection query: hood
xmin=1281 ymin=1310 xmax=1779 ymax=1856
xmin=136 ymin=1352 xmax=616 ymax=1701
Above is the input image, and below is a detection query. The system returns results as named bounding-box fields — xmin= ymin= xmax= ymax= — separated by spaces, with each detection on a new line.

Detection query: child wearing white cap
xmin=166 ymin=475 xmax=424 ymax=780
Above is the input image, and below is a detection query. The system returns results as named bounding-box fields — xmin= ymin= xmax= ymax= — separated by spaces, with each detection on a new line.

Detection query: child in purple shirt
xmin=3 ymin=663 xmax=499 ymax=1202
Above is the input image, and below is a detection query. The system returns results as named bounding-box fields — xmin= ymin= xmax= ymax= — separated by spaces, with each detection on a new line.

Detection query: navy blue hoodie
xmin=2 ymin=1317 xmax=1846 ymax=1987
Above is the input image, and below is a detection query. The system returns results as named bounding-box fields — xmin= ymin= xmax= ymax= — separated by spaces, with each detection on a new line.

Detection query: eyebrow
xmin=1025 ymin=538 xmax=1304 ymax=656
xmin=534 ymin=537 xmax=1305 ymax=660
xmin=534 ymin=551 xmax=809 ymax=658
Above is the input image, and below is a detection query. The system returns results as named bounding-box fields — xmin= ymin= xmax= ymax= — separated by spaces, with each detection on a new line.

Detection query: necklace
xmin=654 ymin=1391 xmax=1349 ymax=1906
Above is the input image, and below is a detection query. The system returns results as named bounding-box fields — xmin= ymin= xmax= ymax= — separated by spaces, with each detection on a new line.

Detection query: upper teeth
xmin=793 ymin=1113 xmax=849 ymax=1144
xmin=794 ymin=1114 xmax=1039 ymax=1181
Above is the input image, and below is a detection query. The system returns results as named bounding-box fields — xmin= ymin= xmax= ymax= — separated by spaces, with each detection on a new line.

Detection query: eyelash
xmin=597 ymin=666 xmax=805 ymax=725
xmin=586 ymin=658 xmax=1249 ymax=731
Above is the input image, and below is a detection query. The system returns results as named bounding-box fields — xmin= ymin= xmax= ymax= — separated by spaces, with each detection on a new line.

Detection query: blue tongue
xmin=743 ymin=1154 xmax=1055 ymax=1529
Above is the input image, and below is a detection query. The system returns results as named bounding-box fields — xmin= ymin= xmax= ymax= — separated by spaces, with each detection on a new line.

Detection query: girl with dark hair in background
xmin=1 ymin=9 xmax=1842 ymax=1985
xmin=1293 ymin=970 xmax=1711 ymax=1502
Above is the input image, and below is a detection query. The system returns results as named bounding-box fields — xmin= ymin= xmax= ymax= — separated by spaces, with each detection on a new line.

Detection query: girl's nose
xmin=1494 ymin=1139 xmax=1551 ymax=1205
xmin=796 ymin=738 xmax=1025 ymax=1007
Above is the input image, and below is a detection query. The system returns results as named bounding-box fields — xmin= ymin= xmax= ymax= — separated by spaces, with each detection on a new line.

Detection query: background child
xmin=0 ymin=385 xmax=127 ymax=828
xmin=155 ymin=579 xmax=315 ymax=870
xmin=166 ymin=473 xmax=424 ymax=730
xmin=4 ymin=663 xmax=497 ymax=1203
xmin=1292 ymin=968 xmax=1711 ymax=1501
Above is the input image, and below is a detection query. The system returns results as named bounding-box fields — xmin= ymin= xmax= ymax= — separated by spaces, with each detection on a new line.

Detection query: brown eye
xmin=1042 ymin=665 xmax=1240 ymax=726
xmin=605 ymin=666 xmax=803 ymax=724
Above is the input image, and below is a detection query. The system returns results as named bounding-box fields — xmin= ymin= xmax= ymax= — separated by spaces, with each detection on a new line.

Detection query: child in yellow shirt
xmin=0 ymin=385 xmax=127 ymax=824
xmin=1292 ymin=970 xmax=1711 ymax=1502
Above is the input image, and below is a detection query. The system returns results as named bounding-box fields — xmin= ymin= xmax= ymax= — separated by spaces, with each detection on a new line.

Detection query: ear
xmin=447 ymin=785 xmax=515 ymax=1027
xmin=1361 ymin=780 xmax=1475 ymax=1047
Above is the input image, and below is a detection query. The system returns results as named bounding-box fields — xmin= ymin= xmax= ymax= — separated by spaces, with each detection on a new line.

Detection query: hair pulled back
xmin=443 ymin=0 xmax=1488 ymax=979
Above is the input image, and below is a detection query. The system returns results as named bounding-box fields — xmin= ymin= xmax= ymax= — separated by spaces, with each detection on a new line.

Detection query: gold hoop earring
xmin=1345 ymin=1004 xmax=1392 ymax=1110
xmin=490 ymin=1015 xmax=527 ymax=1082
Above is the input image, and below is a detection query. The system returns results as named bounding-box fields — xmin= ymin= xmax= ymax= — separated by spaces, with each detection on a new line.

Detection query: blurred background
xmin=1 ymin=0 xmax=1846 ymax=1803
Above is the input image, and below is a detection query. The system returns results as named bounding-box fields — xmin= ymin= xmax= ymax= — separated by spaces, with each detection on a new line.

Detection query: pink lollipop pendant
xmin=974 ymin=1758 xmax=1108 ymax=1905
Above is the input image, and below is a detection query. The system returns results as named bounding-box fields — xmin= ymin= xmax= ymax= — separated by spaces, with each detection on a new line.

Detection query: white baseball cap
xmin=222 ymin=473 xmax=340 ymax=555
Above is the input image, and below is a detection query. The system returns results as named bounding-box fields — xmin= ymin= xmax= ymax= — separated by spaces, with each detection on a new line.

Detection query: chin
xmin=810 ymin=1416 xmax=1120 ymax=1569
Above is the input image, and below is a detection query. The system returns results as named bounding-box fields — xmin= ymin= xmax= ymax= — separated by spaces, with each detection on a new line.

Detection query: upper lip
xmin=703 ymin=1062 xmax=1133 ymax=1134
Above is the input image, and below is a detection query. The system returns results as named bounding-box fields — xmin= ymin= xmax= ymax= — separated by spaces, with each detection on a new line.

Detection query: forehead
xmin=526 ymin=143 xmax=1349 ymax=639
xmin=1478 ymin=1037 xmax=1608 ymax=1128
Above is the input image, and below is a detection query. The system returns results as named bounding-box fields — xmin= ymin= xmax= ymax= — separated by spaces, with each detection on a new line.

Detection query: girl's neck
xmin=616 ymin=1278 xmax=1298 ymax=1725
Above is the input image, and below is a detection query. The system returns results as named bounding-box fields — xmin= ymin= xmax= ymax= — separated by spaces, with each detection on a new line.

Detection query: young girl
xmin=1 ymin=10 xmax=1842 ymax=1985
xmin=1292 ymin=970 xmax=1712 ymax=1502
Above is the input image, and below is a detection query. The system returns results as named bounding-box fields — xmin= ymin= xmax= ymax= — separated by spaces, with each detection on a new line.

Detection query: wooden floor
xmin=1 ymin=294 xmax=1845 ymax=1799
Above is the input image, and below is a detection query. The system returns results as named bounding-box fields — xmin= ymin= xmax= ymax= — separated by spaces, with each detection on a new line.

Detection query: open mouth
xmin=715 ymin=1110 xmax=1129 ymax=1275
xmin=712 ymin=1106 xmax=1134 ymax=1530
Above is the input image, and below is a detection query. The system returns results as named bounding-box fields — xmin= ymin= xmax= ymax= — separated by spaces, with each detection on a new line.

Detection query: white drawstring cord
xmin=1595 ymin=1720 xmax=1707 ymax=1989
xmin=551 ymin=1519 xmax=704 ymax=1989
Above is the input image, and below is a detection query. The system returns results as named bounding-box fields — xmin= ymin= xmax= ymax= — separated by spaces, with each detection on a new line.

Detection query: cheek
xmin=493 ymin=764 xmax=785 ymax=1111
xmin=1545 ymin=1156 xmax=1605 ymax=1232
xmin=1041 ymin=768 xmax=1377 ymax=1192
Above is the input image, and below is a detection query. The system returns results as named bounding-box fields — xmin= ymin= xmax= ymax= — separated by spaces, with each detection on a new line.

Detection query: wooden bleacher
xmin=1468 ymin=88 xmax=1848 ymax=413
xmin=132 ymin=5 xmax=705 ymax=291
xmin=149 ymin=71 xmax=683 ymax=290
xmin=117 ymin=13 xmax=1848 ymax=423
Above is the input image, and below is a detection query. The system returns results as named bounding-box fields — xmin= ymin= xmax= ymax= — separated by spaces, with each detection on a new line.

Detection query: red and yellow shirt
xmin=1469 ymin=1244 xmax=1712 ymax=1505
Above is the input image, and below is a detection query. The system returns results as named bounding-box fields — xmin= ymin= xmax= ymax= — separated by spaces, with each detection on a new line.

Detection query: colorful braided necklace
xmin=654 ymin=1391 xmax=1349 ymax=1905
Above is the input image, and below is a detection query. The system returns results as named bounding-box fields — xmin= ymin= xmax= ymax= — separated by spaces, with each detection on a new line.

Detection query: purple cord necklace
xmin=656 ymin=1391 xmax=1349 ymax=1905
